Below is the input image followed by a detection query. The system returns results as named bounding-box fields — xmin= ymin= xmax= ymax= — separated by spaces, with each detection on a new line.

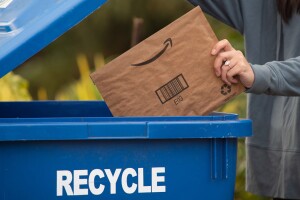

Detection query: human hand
xmin=211 ymin=39 xmax=254 ymax=88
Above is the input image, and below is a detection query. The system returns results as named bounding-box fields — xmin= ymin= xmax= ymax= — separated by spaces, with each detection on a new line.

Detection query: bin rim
xmin=0 ymin=101 xmax=252 ymax=141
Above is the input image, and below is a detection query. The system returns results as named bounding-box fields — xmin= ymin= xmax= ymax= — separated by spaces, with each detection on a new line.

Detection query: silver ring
xmin=224 ymin=60 xmax=231 ymax=66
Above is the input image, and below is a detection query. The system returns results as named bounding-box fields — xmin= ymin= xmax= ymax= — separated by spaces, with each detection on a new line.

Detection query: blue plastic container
xmin=0 ymin=1 xmax=252 ymax=199
xmin=0 ymin=101 xmax=251 ymax=200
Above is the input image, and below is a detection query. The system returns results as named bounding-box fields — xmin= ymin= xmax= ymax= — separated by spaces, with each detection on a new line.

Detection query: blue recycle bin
xmin=0 ymin=101 xmax=251 ymax=200
xmin=0 ymin=1 xmax=252 ymax=200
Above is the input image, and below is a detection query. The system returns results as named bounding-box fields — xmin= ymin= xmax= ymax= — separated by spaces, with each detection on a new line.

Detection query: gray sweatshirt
xmin=188 ymin=0 xmax=300 ymax=199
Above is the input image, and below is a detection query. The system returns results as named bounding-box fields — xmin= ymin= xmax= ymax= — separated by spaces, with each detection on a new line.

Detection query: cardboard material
xmin=91 ymin=6 xmax=245 ymax=116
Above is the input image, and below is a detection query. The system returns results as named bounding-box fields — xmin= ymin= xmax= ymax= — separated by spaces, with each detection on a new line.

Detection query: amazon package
xmin=90 ymin=6 xmax=245 ymax=116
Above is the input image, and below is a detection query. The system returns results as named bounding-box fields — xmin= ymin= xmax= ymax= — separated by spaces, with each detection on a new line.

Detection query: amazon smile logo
xmin=131 ymin=38 xmax=173 ymax=67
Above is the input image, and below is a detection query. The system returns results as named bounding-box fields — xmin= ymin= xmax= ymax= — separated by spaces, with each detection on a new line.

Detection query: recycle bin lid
xmin=0 ymin=0 xmax=107 ymax=78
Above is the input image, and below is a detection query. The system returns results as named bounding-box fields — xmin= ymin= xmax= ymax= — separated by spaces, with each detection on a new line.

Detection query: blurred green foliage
xmin=55 ymin=54 xmax=103 ymax=100
xmin=2 ymin=0 xmax=270 ymax=199
xmin=14 ymin=0 xmax=193 ymax=99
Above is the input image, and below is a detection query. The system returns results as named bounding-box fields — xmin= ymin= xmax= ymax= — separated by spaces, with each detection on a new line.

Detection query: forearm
xmin=247 ymin=57 xmax=300 ymax=96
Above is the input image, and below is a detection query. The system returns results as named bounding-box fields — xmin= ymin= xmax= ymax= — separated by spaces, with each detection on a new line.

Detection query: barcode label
xmin=155 ymin=74 xmax=189 ymax=104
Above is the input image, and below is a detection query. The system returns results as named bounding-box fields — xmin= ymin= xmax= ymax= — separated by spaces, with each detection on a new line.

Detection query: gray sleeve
xmin=247 ymin=57 xmax=300 ymax=96
xmin=187 ymin=0 xmax=244 ymax=33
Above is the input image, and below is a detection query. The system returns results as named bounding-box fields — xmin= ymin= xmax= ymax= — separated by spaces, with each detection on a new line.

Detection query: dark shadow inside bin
xmin=0 ymin=101 xmax=237 ymax=120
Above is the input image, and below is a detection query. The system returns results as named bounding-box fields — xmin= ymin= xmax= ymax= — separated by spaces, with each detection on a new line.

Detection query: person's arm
xmin=211 ymin=40 xmax=300 ymax=96
xmin=187 ymin=0 xmax=244 ymax=33
xmin=247 ymin=57 xmax=300 ymax=96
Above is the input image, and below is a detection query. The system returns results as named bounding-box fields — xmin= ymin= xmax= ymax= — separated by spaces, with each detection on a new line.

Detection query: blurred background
xmin=0 ymin=0 xmax=268 ymax=199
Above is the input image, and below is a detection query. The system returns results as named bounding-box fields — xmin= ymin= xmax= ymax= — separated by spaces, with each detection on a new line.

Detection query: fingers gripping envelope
xmin=90 ymin=7 xmax=245 ymax=116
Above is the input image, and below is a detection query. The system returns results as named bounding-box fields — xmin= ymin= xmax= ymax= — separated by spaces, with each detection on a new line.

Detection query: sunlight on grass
xmin=0 ymin=72 xmax=32 ymax=101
